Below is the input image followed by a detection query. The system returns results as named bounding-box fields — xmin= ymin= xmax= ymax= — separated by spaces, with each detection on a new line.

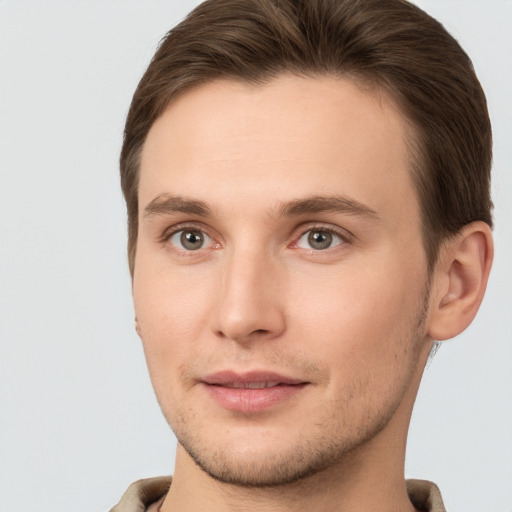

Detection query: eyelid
xmin=160 ymin=222 xmax=221 ymax=251
xmin=161 ymin=221 xmax=209 ymax=240
xmin=158 ymin=220 xmax=352 ymax=253
xmin=289 ymin=222 xmax=353 ymax=249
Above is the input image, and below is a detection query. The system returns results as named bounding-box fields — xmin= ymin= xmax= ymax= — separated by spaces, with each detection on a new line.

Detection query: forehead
xmin=139 ymin=75 xmax=418 ymax=225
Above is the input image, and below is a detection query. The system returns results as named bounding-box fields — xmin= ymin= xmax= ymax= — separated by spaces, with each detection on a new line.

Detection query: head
xmin=121 ymin=0 xmax=492 ymax=277
xmin=122 ymin=0 xmax=493 ymax=491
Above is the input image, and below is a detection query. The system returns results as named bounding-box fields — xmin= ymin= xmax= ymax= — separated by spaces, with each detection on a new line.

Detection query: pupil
xmin=308 ymin=230 xmax=332 ymax=250
xmin=181 ymin=230 xmax=204 ymax=250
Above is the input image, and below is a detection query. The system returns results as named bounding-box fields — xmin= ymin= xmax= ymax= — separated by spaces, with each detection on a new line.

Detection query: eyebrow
xmin=279 ymin=196 xmax=379 ymax=220
xmin=143 ymin=194 xmax=212 ymax=218
xmin=143 ymin=194 xmax=379 ymax=221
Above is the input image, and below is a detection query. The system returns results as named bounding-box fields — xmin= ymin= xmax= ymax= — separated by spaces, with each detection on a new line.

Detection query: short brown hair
xmin=121 ymin=0 xmax=492 ymax=276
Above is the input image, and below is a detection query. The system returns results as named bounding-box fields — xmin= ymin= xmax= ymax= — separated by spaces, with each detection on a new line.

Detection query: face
xmin=134 ymin=75 xmax=431 ymax=486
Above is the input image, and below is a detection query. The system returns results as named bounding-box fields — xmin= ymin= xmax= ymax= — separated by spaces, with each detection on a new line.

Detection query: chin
xmin=180 ymin=436 xmax=342 ymax=487
xmin=172 ymin=408 xmax=393 ymax=489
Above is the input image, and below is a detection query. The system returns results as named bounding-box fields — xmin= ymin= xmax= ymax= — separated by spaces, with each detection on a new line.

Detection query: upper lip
xmin=202 ymin=370 xmax=307 ymax=387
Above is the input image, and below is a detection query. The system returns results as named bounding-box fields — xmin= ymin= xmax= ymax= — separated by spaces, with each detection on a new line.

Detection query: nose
xmin=210 ymin=248 xmax=287 ymax=343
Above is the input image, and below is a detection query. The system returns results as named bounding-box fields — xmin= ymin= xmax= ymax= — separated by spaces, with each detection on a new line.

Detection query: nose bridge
xmin=212 ymin=240 xmax=285 ymax=342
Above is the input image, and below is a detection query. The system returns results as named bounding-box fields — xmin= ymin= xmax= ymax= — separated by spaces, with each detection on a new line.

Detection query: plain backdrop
xmin=0 ymin=1 xmax=510 ymax=511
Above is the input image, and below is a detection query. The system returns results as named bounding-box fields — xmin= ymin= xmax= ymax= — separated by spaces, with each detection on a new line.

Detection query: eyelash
xmin=160 ymin=222 xmax=352 ymax=255
xmin=292 ymin=224 xmax=351 ymax=252
xmin=160 ymin=222 xmax=219 ymax=255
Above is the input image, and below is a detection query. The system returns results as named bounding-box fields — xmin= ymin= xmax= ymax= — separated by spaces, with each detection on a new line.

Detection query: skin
xmin=133 ymin=75 xmax=493 ymax=511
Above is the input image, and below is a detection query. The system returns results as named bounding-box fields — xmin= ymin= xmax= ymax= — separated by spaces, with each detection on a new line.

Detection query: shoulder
xmin=406 ymin=479 xmax=446 ymax=512
xmin=109 ymin=476 xmax=172 ymax=512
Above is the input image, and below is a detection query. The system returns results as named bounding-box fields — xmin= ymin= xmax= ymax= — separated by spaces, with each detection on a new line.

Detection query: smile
xmin=201 ymin=371 xmax=309 ymax=413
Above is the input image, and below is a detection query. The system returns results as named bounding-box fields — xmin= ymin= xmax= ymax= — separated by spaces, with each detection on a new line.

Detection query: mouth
xmin=201 ymin=371 xmax=309 ymax=413
xmin=213 ymin=381 xmax=287 ymax=389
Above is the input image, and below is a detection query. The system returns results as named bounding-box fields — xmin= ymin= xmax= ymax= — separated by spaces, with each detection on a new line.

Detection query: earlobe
xmin=427 ymin=221 xmax=493 ymax=341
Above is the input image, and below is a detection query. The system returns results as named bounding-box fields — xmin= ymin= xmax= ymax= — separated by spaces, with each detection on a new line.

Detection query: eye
xmin=296 ymin=229 xmax=344 ymax=250
xmin=169 ymin=229 xmax=212 ymax=251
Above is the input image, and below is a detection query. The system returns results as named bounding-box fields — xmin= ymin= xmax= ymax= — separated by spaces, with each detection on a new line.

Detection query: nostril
xmin=214 ymin=326 xmax=274 ymax=343
xmin=211 ymin=292 xmax=286 ymax=342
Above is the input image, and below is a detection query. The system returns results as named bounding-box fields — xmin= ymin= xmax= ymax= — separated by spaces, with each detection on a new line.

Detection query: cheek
xmin=288 ymin=259 xmax=426 ymax=380
xmin=296 ymin=282 xmax=423 ymax=427
xmin=133 ymin=264 xmax=215 ymax=385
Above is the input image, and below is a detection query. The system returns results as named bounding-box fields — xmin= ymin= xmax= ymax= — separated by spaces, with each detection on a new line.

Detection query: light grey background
xmin=0 ymin=1 xmax=510 ymax=511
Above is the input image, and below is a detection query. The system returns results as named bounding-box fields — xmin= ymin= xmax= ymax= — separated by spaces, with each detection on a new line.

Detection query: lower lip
xmin=203 ymin=383 xmax=307 ymax=413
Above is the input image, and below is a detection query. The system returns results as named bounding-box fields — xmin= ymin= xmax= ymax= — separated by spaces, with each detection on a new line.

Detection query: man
xmin=111 ymin=0 xmax=493 ymax=510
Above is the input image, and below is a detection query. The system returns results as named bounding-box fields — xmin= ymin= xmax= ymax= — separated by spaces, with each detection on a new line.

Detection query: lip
xmin=201 ymin=370 xmax=309 ymax=413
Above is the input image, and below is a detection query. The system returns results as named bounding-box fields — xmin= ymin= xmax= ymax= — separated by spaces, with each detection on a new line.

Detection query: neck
xmin=164 ymin=444 xmax=416 ymax=512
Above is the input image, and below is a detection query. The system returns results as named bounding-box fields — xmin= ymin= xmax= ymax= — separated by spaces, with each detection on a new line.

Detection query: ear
xmin=427 ymin=221 xmax=493 ymax=341
xmin=134 ymin=317 xmax=142 ymax=337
